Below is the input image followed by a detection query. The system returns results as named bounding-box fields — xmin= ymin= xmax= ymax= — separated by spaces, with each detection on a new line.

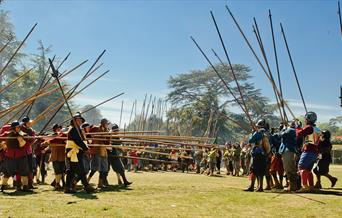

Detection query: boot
xmin=85 ymin=185 xmax=96 ymax=193
xmin=22 ymin=185 xmax=33 ymax=193
xmin=314 ymin=181 xmax=322 ymax=189
xmin=28 ymin=180 xmax=37 ymax=190
xmin=50 ymin=179 xmax=56 ymax=187
xmin=330 ymin=177 xmax=338 ymax=188
xmin=256 ymin=176 xmax=264 ymax=192
xmin=64 ymin=187 xmax=76 ymax=194
xmin=97 ymin=179 xmax=105 ymax=189
xmin=244 ymin=175 xmax=256 ymax=192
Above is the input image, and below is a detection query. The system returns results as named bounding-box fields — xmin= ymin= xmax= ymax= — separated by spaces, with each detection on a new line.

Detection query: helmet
xmin=22 ymin=116 xmax=31 ymax=123
xmin=81 ymin=122 xmax=90 ymax=129
xmin=11 ymin=121 xmax=20 ymax=129
xmin=305 ymin=111 xmax=317 ymax=124
xmin=322 ymin=130 xmax=331 ymax=140
xmin=52 ymin=123 xmax=62 ymax=131
xmin=73 ymin=112 xmax=85 ymax=123
xmin=111 ymin=124 xmax=119 ymax=131
xmin=256 ymin=119 xmax=266 ymax=128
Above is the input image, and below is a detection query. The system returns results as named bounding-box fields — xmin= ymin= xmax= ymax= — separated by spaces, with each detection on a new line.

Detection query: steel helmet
xmin=305 ymin=111 xmax=317 ymax=124
xmin=256 ymin=119 xmax=266 ymax=128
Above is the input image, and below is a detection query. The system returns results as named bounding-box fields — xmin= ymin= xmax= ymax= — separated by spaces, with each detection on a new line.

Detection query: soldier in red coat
xmin=1 ymin=121 xmax=30 ymax=192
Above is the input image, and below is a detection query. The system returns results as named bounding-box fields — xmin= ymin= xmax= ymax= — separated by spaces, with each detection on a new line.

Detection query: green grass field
xmin=1 ymin=165 xmax=342 ymax=218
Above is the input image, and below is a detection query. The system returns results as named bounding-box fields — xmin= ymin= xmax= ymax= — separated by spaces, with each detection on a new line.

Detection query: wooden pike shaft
xmin=33 ymin=69 xmax=109 ymax=125
xmin=39 ymin=57 xmax=105 ymax=133
xmin=225 ymin=5 xmax=296 ymax=120
xmin=0 ymin=86 xmax=62 ymax=119
xmin=184 ymin=90 xmax=250 ymax=131
xmin=269 ymin=10 xmax=287 ymax=122
xmin=210 ymin=11 xmax=256 ymax=130
xmin=211 ymin=49 xmax=265 ymax=117
xmin=46 ymin=143 xmax=193 ymax=159
xmin=119 ymin=100 xmax=124 ymax=127
xmin=339 ymin=1 xmax=342 ymax=37
xmin=190 ymin=37 xmax=254 ymax=131
xmin=24 ymin=55 xmax=57 ymax=117
xmin=49 ymin=59 xmax=84 ymax=140
xmin=0 ymin=68 xmax=34 ymax=94
xmin=280 ymin=23 xmax=307 ymax=114
xmin=57 ymin=92 xmax=124 ymax=127
xmin=0 ymin=39 xmax=12 ymax=54
xmin=0 ymin=23 xmax=37 ymax=77
xmin=252 ymin=19 xmax=284 ymax=123
xmin=128 ymin=101 xmax=135 ymax=130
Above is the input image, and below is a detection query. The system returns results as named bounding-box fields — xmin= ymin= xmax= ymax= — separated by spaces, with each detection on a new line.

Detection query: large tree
xmin=166 ymin=63 xmax=280 ymax=143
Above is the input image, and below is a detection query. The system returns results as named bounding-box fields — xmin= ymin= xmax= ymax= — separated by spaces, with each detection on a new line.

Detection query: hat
xmin=22 ymin=116 xmax=32 ymax=124
xmin=81 ymin=122 xmax=90 ymax=129
xmin=52 ymin=123 xmax=62 ymax=131
xmin=256 ymin=119 xmax=266 ymax=128
xmin=73 ymin=112 xmax=85 ymax=123
xmin=111 ymin=123 xmax=119 ymax=131
xmin=11 ymin=121 xmax=20 ymax=129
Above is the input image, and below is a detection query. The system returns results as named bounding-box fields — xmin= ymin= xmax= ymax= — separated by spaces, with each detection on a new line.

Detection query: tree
xmin=0 ymin=11 xmax=76 ymax=132
xmin=166 ymin=63 xmax=280 ymax=143
xmin=81 ymin=105 xmax=102 ymax=125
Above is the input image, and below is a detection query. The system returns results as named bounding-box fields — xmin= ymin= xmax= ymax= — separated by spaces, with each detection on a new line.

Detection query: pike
xmin=119 ymin=100 xmax=124 ymax=128
xmin=182 ymin=90 xmax=250 ymax=131
xmin=0 ymin=85 xmax=62 ymax=119
xmin=49 ymin=58 xmax=83 ymax=140
xmin=280 ymin=23 xmax=308 ymax=113
xmin=338 ymin=1 xmax=342 ymax=37
xmin=252 ymin=18 xmax=284 ymax=123
xmin=0 ymin=38 xmax=12 ymax=54
xmin=269 ymin=10 xmax=288 ymax=122
xmin=225 ymin=5 xmax=296 ymax=119
xmin=210 ymin=11 xmax=256 ymax=129
xmin=0 ymin=68 xmax=34 ymax=94
xmin=20 ymin=55 xmax=57 ymax=118
xmin=33 ymin=70 xmax=109 ymax=125
xmin=128 ymin=101 xmax=135 ymax=131
xmin=39 ymin=51 xmax=106 ymax=133
xmin=58 ymin=92 xmax=124 ymax=127
xmin=143 ymin=95 xmax=153 ymax=131
xmin=211 ymin=48 xmax=265 ymax=117
xmin=190 ymin=36 xmax=254 ymax=130
xmin=6 ymin=59 xmax=89 ymax=125
xmin=23 ymin=52 xmax=71 ymax=118
xmin=0 ymin=23 xmax=37 ymax=78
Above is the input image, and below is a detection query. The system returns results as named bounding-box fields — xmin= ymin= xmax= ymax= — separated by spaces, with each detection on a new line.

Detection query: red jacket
xmin=5 ymin=131 xmax=27 ymax=158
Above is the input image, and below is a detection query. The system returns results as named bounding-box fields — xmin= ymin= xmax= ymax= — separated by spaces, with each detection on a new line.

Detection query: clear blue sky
xmin=1 ymin=0 xmax=341 ymax=126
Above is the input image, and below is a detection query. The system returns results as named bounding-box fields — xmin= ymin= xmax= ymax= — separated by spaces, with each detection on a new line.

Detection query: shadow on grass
xmin=269 ymin=189 xmax=342 ymax=204
xmin=2 ymin=190 xmax=39 ymax=196
xmin=71 ymin=192 xmax=98 ymax=200
xmin=100 ymin=184 xmax=133 ymax=192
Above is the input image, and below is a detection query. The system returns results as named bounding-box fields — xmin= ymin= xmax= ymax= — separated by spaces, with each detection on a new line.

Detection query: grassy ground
xmin=0 ymin=165 xmax=342 ymax=218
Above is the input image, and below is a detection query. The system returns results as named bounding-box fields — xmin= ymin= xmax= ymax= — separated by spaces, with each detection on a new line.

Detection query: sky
xmin=1 ymin=0 xmax=341 ymax=127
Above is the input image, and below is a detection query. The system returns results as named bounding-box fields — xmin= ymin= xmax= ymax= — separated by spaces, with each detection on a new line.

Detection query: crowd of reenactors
xmin=0 ymin=111 xmax=338 ymax=194
xmin=0 ymin=113 xmax=131 ymax=194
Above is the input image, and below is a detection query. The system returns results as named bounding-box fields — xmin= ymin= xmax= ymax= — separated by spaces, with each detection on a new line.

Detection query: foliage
xmin=166 ymin=63 xmax=280 ymax=143
xmin=0 ymin=10 xmax=75 ymax=132
xmin=81 ymin=104 xmax=102 ymax=125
